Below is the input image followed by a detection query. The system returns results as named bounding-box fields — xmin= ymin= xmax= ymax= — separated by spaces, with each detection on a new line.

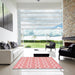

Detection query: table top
xmin=34 ymin=50 xmax=49 ymax=54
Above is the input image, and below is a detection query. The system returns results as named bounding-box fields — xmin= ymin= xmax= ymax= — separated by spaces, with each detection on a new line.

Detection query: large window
xmin=19 ymin=10 xmax=63 ymax=48
xmin=19 ymin=10 xmax=63 ymax=40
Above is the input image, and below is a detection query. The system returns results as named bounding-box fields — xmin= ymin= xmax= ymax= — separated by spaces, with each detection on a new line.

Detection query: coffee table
xmin=34 ymin=50 xmax=49 ymax=57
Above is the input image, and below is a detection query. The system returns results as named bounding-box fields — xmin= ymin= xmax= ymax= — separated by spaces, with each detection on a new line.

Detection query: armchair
xmin=59 ymin=44 xmax=75 ymax=60
xmin=45 ymin=41 xmax=56 ymax=51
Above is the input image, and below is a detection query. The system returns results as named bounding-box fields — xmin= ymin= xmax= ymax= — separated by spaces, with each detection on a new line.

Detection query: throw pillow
xmin=10 ymin=42 xmax=18 ymax=48
xmin=0 ymin=42 xmax=8 ymax=49
xmin=7 ymin=43 xmax=11 ymax=49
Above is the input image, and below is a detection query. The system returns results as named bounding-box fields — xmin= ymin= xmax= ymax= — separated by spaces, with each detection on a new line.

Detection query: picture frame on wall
xmin=0 ymin=1 xmax=13 ymax=31
xmin=0 ymin=1 xmax=3 ymax=27
xmin=4 ymin=4 xmax=13 ymax=31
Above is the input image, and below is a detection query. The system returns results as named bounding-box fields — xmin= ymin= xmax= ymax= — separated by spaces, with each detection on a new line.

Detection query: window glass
xmin=19 ymin=10 xmax=63 ymax=40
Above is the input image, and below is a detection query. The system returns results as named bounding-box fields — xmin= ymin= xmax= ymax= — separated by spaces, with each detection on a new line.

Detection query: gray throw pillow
xmin=0 ymin=42 xmax=8 ymax=49
xmin=7 ymin=43 xmax=11 ymax=49
xmin=10 ymin=42 xmax=18 ymax=48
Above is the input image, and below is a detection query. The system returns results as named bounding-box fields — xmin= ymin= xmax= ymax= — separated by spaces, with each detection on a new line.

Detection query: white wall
xmin=0 ymin=27 xmax=17 ymax=42
xmin=0 ymin=0 xmax=18 ymax=42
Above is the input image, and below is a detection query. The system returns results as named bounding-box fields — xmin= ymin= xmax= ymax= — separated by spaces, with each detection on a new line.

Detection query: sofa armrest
xmin=0 ymin=50 xmax=13 ymax=64
xmin=60 ymin=46 xmax=68 ymax=49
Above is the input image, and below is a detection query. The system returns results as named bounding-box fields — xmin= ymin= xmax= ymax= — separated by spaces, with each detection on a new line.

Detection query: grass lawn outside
xmin=22 ymin=42 xmax=63 ymax=48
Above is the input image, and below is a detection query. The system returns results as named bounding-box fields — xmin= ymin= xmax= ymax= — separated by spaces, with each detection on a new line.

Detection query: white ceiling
xmin=5 ymin=0 xmax=62 ymax=10
xmin=16 ymin=0 xmax=61 ymax=3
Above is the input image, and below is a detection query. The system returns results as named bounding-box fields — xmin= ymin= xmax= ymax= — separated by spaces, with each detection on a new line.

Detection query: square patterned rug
xmin=13 ymin=57 xmax=62 ymax=69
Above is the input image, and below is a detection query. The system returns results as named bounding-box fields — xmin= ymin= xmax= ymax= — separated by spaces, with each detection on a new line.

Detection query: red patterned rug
xmin=13 ymin=57 xmax=62 ymax=69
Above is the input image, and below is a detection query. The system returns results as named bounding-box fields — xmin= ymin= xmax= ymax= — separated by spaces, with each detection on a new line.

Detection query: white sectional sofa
xmin=0 ymin=46 xmax=24 ymax=64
